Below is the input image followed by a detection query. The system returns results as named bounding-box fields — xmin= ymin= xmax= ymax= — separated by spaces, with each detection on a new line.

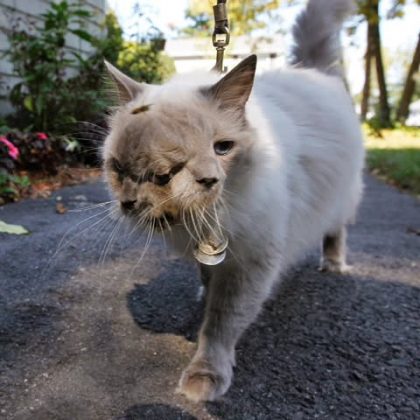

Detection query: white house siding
xmin=0 ymin=0 xmax=106 ymax=114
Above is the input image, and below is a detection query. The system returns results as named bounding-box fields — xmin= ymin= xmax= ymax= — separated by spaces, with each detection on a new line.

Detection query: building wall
xmin=0 ymin=0 xmax=106 ymax=114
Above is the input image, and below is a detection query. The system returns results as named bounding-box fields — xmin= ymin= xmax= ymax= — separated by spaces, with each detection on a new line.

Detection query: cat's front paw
xmin=177 ymin=358 xmax=232 ymax=402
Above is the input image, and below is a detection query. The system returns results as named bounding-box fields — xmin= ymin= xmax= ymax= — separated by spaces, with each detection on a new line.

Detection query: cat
xmin=102 ymin=0 xmax=364 ymax=402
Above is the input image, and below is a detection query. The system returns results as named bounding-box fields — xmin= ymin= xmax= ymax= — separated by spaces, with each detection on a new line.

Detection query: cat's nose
xmin=121 ymin=200 xmax=137 ymax=211
xmin=196 ymin=177 xmax=219 ymax=189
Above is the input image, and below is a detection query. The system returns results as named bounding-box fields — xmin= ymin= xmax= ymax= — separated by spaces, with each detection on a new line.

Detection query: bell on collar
xmin=193 ymin=233 xmax=228 ymax=266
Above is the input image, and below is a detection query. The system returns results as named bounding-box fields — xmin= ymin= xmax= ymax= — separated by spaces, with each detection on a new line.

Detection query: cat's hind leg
xmin=320 ymin=226 xmax=350 ymax=274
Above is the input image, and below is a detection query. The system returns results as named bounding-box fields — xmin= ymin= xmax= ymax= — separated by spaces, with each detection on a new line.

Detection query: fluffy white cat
xmin=102 ymin=0 xmax=364 ymax=402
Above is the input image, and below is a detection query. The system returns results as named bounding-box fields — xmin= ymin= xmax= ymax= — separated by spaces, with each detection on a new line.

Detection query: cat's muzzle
xmin=152 ymin=212 xmax=176 ymax=229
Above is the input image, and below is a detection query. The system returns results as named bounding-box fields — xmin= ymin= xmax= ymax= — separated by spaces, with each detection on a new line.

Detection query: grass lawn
xmin=364 ymin=126 xmax=420 ymax=196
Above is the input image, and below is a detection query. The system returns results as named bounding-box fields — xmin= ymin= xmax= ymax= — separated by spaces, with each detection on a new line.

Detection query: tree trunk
xmin=396 ymin=32 xmax=420 ymax=123
xmin=361 ymin=23 xmax=373 ymax=121
xmin=371 ymin=1 xmax=392 ymax=127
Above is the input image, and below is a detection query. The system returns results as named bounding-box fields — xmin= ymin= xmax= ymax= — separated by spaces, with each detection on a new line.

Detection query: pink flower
xmin=36 ymin=132 xmax=48 ymax=141
xmin=0 ymin=136 xmax=20 ymax=160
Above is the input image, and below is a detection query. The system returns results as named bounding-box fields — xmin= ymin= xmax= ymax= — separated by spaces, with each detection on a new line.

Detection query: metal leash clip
xmin=212 ymin=0 xmax=230 ymax=73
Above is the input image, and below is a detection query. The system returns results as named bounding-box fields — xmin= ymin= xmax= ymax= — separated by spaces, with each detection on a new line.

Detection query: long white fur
xmin=157 ymin=1 xmax=364 ymax=277
xmin=291 ymin=0 xmax=356 ymax=76
xmin=103 ymin=0 xmax=364 ymax=402
xmin=237 ymin=68 xmax=364 ymax=269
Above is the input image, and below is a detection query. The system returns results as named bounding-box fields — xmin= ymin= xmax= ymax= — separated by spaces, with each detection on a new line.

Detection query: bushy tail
xmin=290 ymin=0 xmax=355 ymax=77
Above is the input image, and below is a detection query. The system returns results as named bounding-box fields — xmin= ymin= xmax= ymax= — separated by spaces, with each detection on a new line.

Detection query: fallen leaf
xmin=0 ymin=220 xmax=29 ymax=235
xmin=55 ymin=202 xmax=68 ymax=214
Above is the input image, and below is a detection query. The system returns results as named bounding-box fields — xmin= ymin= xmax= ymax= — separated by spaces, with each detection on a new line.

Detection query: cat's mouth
xmin=151 ymin=212 xmax=178 ymax=229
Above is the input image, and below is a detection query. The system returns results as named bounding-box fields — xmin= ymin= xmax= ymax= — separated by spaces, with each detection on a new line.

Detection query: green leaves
xmin=70 ymin=29 xmax=93 ymax=43
xmin=116 ymin=41 xmax=175 ymax=84
xmin=71 ymin=9 xmax=93 ymax=18
xmin=0 ymin=220 xmax=29 ymax=235
xmin=4 ymin=0 xmax=100 ymax=132
xmin=0 ymin=172 xmax=31 ymax=203
xmin=23 ymin=96 xmax=34 ymax=112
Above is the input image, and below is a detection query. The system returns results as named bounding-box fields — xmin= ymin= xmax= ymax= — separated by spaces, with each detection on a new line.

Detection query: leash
xmin=212 ymin=0 xmax=230 ymax=73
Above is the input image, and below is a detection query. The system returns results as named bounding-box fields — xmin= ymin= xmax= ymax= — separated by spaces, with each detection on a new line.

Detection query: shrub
xmin=3 ymin=1 xmax=100 ymax=132
xmin=63 ymin=11 xmax=125 ymax=126
xmin=0 ymin=172 xmax=30 ymax=204
xmin=100 ymin=11 xmax=124 ymax=65
xmin=117 ymin=41 xmax=176 ymax=84
xmin=0 ymin=136 xmax=30 ymax=203
xmin=1 ymin=2 xmax=176 ymax=178
xmin=0 ymin=137 xmax=17 ymax=173
xmin=8 ymin=132 xmax=68 ymax=174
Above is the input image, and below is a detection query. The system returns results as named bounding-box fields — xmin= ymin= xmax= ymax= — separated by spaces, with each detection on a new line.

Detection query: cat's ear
xmin=104 ymin=60 xmax=145 ymax=104
xmin=203 ymin=55 xmax=257 ymax=109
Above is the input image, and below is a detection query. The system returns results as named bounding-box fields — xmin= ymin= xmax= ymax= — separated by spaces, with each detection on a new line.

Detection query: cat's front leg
xmin=178 ymin=261 xmax=276 ymax=402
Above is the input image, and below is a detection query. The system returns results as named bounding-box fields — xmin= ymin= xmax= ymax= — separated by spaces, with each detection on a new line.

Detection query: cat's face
xmin=102 ymin=56 xmax=256 ymax=231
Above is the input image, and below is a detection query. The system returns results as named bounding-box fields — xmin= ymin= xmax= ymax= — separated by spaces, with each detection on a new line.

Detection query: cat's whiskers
xmin=42 ymin=206 xmax=117 ymax=280
xmin=197 ymin=208 xmax=220 ymax=240
xmin=189 ymin=208 xmax=204 ymax=243
xmin=55 ymin=206 xmax=115 ymax=254
xmin=181 ymin=208 xmax=199 ymax=243
xmin=161 ymin=212 xmax=173 ymax=233
xmin=154 ymin=189 xmax=184 ymax=209
xmin=74 ymin=120 xmax=109 ymax=135
xmin=211 ymin=203 xmax=226 ymax=237
xmin=99 ymin=214 xmax=123 ymax=267
xmin=68 ymin=135 xmax=102 ymax=144
xmin=128 ymin=215 xmax=156 ymax=280
xmin=69 ymin=200 xmax=117 ymax=213
xmin=127 ymin=208 xmax=152 ymax=238
xmin=157 ymin=217 xmax=168 ymax=251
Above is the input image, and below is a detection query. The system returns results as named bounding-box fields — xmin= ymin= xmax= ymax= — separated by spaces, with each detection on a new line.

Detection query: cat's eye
xmin=147 ymin=163 xmax=185 ymax=187
xmin=214 ymin=140 xmax=235 ymax=156
xmin=151 ymin=173 xmax=171 ymax=186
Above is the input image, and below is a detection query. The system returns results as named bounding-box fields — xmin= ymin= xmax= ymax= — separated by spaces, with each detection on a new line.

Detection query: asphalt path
xmin=0 ymin=175 xmax=419 ymax=420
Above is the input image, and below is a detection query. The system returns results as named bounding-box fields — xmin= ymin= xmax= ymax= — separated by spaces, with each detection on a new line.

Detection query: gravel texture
xmin=0 ymin=175 xmax=419 ymax=420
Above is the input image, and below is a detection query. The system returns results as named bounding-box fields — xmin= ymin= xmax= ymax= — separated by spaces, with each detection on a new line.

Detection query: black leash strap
xmin=212 ymin=0 xmax=230 ymax=73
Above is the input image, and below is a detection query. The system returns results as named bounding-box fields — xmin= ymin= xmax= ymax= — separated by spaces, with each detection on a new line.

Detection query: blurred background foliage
xmin=184 ymin=0 xmax=282 ymax=36
xmin=117 ymin=41 xmax=175 ymax=84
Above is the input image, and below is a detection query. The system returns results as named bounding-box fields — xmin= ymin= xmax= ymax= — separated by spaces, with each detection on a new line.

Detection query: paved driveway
xmin=0 ymin=175 xmax=419 ymax=419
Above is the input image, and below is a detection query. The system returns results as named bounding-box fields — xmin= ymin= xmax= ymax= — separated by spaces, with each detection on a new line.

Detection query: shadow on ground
xmin=127 ymin=259 xmax=203 ymax=342
xmin=126 ymin=255 xmax=420 ymax=419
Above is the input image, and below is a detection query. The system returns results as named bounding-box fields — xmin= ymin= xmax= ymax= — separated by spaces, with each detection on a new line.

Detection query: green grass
xmin=364 ymin=126 xmax=420 ymax=196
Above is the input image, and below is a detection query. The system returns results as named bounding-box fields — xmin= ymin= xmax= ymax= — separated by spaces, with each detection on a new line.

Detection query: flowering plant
xmin=36 ymin=133 xmax=48 ymax=141
xmin=0 ymin=136 xmax=20 ymax=160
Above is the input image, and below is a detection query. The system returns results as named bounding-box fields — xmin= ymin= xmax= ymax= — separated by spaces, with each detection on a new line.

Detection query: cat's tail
xmin=290 ymin=0 xmax=355 ymax=77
